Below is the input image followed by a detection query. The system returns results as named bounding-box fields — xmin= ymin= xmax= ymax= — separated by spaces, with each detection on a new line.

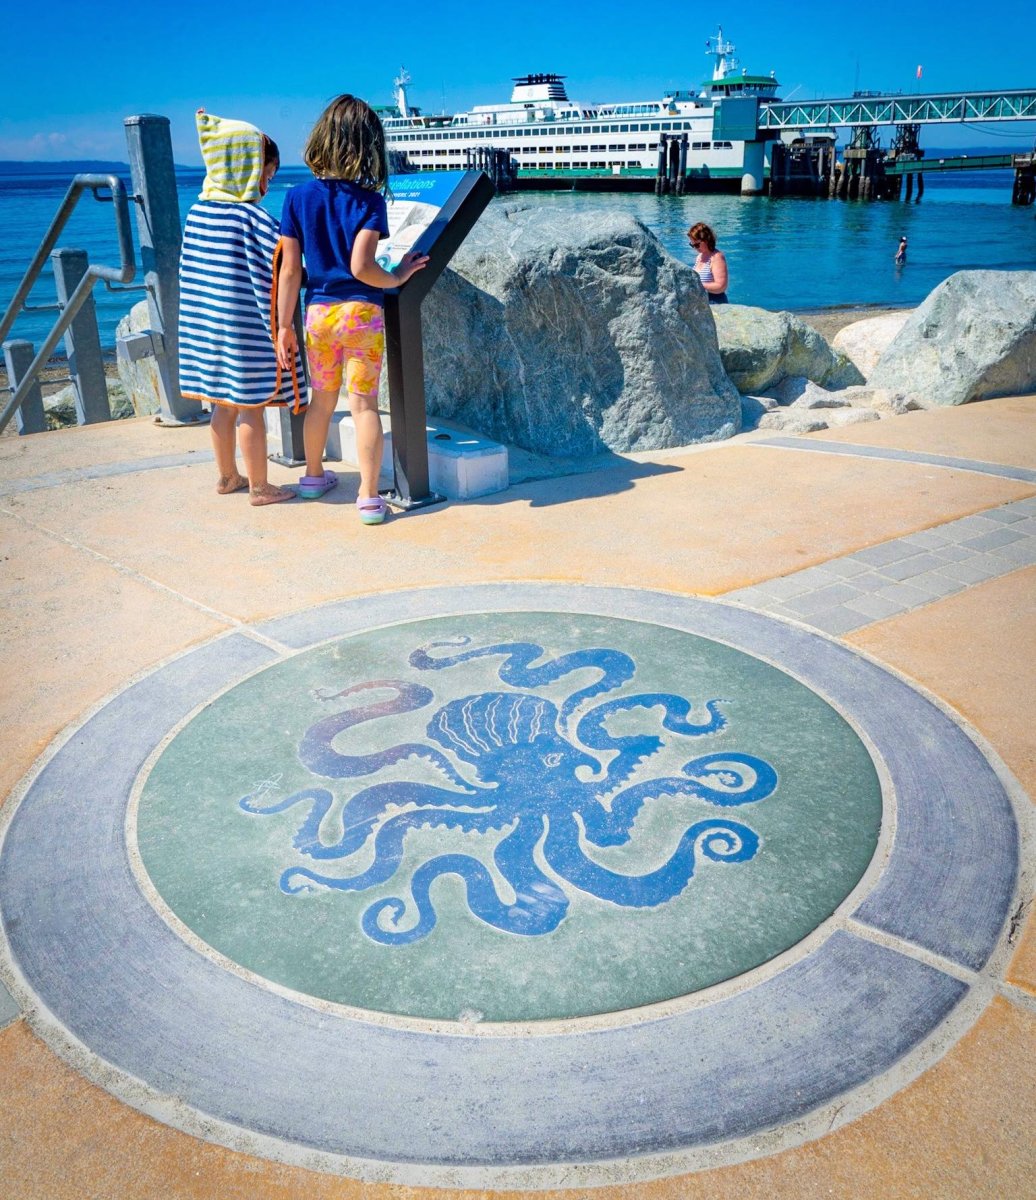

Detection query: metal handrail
xmin=0 ymin=174 xmax=136 ymax=434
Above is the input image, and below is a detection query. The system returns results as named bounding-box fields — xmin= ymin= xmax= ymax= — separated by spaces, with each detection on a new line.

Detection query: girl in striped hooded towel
xmin=179 ymin=110 xmax=306 ymax=505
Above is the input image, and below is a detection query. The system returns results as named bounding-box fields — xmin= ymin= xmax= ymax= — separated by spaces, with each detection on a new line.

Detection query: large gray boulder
xmin=416 ymin=206 xmax=741 ymax=456
xmin=869 ymin=270 xmax=1036 ymax=405
xmin=712 ymin=304 xmax=863 ymax=394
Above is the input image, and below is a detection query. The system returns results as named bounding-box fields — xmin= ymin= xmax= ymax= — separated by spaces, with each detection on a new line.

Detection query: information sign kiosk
xmin=378 ymin=169 xmax=494 ymax=509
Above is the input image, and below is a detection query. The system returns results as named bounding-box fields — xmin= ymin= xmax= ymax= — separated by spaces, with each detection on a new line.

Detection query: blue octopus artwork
xmin=240 ymin=637 xmax=778 ymax=944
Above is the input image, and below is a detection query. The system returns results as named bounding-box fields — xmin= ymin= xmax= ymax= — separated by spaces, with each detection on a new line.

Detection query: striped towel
xmin=178 ymin=199 xmax=305 ymax=409
xmin=196 ymin=110 xmax=263 ymax=203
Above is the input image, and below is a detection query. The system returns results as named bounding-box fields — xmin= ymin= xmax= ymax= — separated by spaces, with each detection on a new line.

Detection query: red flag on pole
xmin=916 ymin=65 xmax=923 ymax=79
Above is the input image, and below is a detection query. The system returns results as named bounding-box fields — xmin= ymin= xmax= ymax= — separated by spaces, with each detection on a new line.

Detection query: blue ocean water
xmin=1 ymin=161 xmax=1034 ymax=351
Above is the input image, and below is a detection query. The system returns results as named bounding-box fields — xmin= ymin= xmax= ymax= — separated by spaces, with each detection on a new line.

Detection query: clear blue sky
xmin=2 ymin=0 xmax=1034 ymax=162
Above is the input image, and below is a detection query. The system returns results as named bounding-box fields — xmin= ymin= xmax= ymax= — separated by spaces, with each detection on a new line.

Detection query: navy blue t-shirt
xmin=279 ymin=178 xmax=390 ymax=306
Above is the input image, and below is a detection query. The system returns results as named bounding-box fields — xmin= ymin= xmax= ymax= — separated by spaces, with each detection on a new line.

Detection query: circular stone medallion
xmin=135 ymin=611 xmax=881 ymax=1022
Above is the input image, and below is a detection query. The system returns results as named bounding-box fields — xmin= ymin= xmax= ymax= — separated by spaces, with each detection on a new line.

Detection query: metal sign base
xmin=381 ymin=487 xmax=446 ymax=511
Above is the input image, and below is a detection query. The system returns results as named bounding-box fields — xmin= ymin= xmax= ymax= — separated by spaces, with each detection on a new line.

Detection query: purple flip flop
xmin=297 ymin=470 xmax=338 ymax=499
xmin=357 ymin=495 xmax=388 ymax=525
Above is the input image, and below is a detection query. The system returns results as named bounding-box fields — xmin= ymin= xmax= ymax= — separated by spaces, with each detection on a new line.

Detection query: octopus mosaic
xmin=240 ymin=638 xmax=778 ymax=943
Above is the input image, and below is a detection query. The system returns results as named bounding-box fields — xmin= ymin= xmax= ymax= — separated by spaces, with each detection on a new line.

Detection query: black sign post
xmin=381 ymin=170 xmax=495 ymax=509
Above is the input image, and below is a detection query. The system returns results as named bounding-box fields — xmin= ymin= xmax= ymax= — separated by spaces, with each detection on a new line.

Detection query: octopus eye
xmin=542 ymin=752 xmax=563 ymax=769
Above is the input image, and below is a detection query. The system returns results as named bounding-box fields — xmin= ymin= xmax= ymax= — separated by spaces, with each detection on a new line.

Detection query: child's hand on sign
xmin=393 ymin=250 xmax=430 ymax=285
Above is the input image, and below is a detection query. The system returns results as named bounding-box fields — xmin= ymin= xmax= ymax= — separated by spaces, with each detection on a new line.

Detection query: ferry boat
xmin=379 ymin=30 xmax=827 ymax=194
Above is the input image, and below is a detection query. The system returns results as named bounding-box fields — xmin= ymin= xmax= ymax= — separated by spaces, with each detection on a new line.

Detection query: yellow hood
xmin=196 ymin=110 xmax=263 ymax=203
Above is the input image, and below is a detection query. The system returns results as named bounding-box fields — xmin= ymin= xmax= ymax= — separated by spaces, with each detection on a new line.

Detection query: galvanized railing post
xmin=2 ymin=341 xmax=46 ymax=434
xmin=51 ymin=248 xmax=111 ymax=424
xmin=124 ymin=114 xmax=206 ymax=426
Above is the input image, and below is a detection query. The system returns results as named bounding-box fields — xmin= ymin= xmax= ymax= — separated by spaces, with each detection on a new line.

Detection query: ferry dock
xmin=385 ymin=45 xmax=1036 ymax=203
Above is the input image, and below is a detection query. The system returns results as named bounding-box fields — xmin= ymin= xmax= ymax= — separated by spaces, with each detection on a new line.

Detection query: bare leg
xmin=210 ymin=406 xmax=247 ymax=493
xmin=303 ymin=388 xmax=339 ymax=479
xmin=238 ymin=408 xmax=293 ymax=506
xmin=349 ymin=392 xmax=384 ymax=500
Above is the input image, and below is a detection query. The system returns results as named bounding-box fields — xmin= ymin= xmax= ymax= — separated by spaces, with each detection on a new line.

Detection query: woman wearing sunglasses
xmin=687 ymin=222 xmax=728 ymax=305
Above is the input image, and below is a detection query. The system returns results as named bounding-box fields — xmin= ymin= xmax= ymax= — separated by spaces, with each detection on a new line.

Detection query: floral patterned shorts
xmin=304 ymin=301 xmax=385 ymax=396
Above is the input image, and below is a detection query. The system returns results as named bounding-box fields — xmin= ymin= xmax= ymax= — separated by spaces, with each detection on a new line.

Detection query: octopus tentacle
xmin=298 ymin=680 xmax=470 ymax=788
xmin=409 ymin=638 xmax=635 ymax=727
xmin=242 ymin=782 xmax=494 ymax=862
xmin=362 ymin=816 xmax=569 ymax=944
xmin=577 ymin=694 xmax=728 ymax=790
xmin=580 ymin=752 xmax=778 ymax=846
xmin=681 ymin=753 xmax=779 ymax=806
xmin=281 ymin=806 xmax=494 ymax=894
xmin=545 ymin=813 xmax=759 ymax=905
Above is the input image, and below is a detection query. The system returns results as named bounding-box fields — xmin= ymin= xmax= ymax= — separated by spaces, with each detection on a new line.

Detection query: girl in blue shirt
xmin=275 ymin=95 xmax=427 ymax=524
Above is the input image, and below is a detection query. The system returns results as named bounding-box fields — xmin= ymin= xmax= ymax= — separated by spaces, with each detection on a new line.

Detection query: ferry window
xmin=613 ymin=144 xmax=626 ymax=151
xmin=539 ymin=147 xmax=553 ymax=153
xmin=590 ymin=161 xmax=606 ymax=169
xmin=590 ymin=144 xmax=605 ymax=152
xmin=621 ymin=124 xmax=630 ymax=132
xmin=692 ymin=141 xmax=710 ymax=150
xmin=650 ymin=123 xmax=660 ymax=131
xmin=717 ymin=141 xmax=733 ymax=149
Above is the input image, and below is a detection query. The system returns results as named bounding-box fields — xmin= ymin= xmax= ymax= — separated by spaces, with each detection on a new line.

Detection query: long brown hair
xmin=303 ymin=94 xmax=388 ymax=191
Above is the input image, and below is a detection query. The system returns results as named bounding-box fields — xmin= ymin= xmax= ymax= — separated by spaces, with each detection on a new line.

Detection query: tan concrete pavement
xmin=1 ymin=395 xmax=1034 ymax=1198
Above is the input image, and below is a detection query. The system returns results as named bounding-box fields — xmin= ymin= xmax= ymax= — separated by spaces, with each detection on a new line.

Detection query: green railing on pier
xmin=759 ymin=89 xmax=1036 ymax=130
xmin=884 ymin=154 xmax=1014 ymax=175
xmin=513 ymin=166 xmax=742 ymax=181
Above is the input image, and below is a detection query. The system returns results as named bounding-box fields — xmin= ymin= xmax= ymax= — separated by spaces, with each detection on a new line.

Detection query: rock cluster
xmin=737 ymin=269 xmax=1036 ymax=432
xmin=741 ymin=377 xmax=921 ymax=435
xmin=43 ymin=379 xmax=132 ymax=429
xmin=107 ymin=213 xmax=1033 ymax=455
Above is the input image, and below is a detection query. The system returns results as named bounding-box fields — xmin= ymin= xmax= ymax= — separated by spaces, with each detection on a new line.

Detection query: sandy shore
xmin=793 ymin=304 xmax=912 ymax=342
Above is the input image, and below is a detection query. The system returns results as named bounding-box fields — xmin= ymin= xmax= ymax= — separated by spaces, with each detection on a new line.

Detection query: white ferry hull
xmin=380 ymin=38 xmax=832 ymax=195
